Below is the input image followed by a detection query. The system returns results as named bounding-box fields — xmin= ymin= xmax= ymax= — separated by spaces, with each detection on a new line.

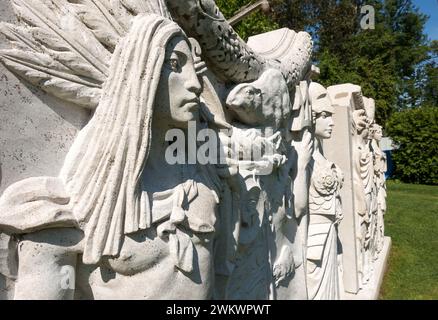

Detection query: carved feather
xmin=120 ymin=0 xmax=171 ymax=19
xmin=0 ymin=0 xmax=175 ymax=109
xmin=0 ymin=23 xmax=41 ymax=52
xmin=8 ymin=25 xmax=107 ymax=83
xmin=67 ymin=0 xmax=126 ymax=52
xmin=0 ymin=0 xmax=118 ymax=109
xmin=101 ymin=0 xmax=135 ymax=31
xmin=0 ymin=49 xmax=102 ymax=108
xmin=10 ymin=0 xmax=110 ymax=77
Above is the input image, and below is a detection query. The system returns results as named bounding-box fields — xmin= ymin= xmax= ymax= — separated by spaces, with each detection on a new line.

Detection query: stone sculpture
xmin=0 ymin=0 xmax=389 ymax=300
xmin=349 ymin=98 xmax=370 ymax=286
xmin=305 ymin=83 xmax=344 ymax=300
xmin=224 ymin=67 xmax=312 ymax=300
xmin=370 ymin=123 xmax=387 ymax=258
xmin=322 ymin=84 xmax=391 ymax=298
xmin=0 ymin=13 xmax=228 ymax=300
xmin=166 ymin=0 xmax=312 ymax=87
xmin=354 ymin=98 xmax=383 ymax=285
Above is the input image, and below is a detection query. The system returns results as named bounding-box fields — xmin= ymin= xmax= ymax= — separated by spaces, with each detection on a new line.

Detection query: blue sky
xmin=412 ymin=0 xmax=438 ymax=40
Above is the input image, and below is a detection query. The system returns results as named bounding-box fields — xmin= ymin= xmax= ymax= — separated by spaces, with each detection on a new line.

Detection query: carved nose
xmin=187 ymin=79 xmax=202 ymax=96
xmin=328 ymin=118 xmax=335 ymax=127
xmin=185 ymin=69 xmax=202 ymax=95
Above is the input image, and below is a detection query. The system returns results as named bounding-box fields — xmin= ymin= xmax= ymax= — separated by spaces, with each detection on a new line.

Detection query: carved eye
xmin=166 ymin=52 xmax=182 ymax=72
xmin=168 ymin=58 xmax=180 ymax=72
xmin=170 ymin=59 xmax=179 ymax=70
xmin=246 ymin=88 xmax=255 ymax=96
xmin=320 ymin=111 xmax=328 ymax=119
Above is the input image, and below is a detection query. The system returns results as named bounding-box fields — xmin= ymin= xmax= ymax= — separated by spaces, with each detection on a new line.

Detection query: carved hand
xmin=336 ymin=211 xmax=344 ymax=225
xmin=273 ymin=246 xmax=295 ymax=287
xmin=293 ymin=129 xmax=314 ymax=169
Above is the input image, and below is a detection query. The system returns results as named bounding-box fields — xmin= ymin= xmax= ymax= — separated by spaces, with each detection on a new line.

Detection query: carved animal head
xmin=226 ymin=69 xmax=291 ymax=130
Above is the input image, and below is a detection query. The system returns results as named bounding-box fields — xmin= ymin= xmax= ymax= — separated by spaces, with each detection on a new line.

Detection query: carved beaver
xmin=225 ymin=68 xmax=291 ymax=131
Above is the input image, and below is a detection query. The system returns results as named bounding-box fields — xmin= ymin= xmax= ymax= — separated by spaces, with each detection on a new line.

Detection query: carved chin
xmin=174 ymin=111 xmax=199 ymax=125
xmin=317 ymin=132 xmax=332 ymax=139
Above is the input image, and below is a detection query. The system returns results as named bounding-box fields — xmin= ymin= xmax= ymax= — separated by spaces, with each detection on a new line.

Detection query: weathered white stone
xmin=305 ymin=82 xmax=344 ymax=300
xmin=0 ymin=0 xmax=90 ymax=299
xmin=324 ymin=84 xmax=391 ymax=298
xmin=0 ymin=0 xmax=388 ymax=301
xmin=324 ymin=84 xmax=364 ymax=294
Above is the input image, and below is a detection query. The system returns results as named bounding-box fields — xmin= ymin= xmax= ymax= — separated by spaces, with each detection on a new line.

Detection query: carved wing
xmin=167 ymin=0 xmax=313 ymax=88
xmin=0 ymin=0 xmax=170 ymax=109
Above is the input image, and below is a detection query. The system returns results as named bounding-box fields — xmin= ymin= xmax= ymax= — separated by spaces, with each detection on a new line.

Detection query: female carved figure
xmin=357 ymin=110 xmax=378 ymax=283
xmin=0 ymin=14 xmax=225 ymax=299
xmin=370 ymin=124 xmax=387 ymax=257
xmin=0 ymin=0 xmax=314 ymax=300
xmin=306 ymin=83 xmax=344 ymax=300
xmin=351 ymin=107 xmax=372 ymax=285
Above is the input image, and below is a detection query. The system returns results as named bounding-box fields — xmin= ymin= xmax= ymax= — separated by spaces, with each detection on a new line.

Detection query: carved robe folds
xmin=307 ymin=156 xmax=344 ymax=300
xmin=0 ymin=0 xmax=389 ymax=301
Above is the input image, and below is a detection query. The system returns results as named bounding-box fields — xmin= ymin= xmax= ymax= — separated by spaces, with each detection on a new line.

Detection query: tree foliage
xmin=413 ymin=40 xmax=438 ymax=108
xmin=215 ymin=0 xmax=279 ymax=41
xmin=386 ymin=106 xmax=438 ymax=185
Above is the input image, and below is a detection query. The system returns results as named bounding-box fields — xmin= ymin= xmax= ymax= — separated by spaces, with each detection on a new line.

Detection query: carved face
xmin=154 ymin=36 xmax=202 ymax=129
xmin=314 ymin=111 xmax=334 ymax=139
xmin=373 ymin=126 xmax=383 ymax=141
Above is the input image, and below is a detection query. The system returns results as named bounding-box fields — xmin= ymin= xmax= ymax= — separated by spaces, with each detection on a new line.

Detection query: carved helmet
xmin=309 ymin=82 xmax=334 ymax=114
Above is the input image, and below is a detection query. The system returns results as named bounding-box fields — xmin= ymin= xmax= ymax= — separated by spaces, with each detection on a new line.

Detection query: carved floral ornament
xmin=312 ymin=165 xmax=343 ymax=197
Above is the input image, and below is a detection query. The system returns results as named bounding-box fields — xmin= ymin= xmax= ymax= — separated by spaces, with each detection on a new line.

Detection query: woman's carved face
xmin=315 ymin=111 xmax=334 ymax=139
xmin=155 ymin=36 xmax=202 ymax=129
xmin=373 ymin=127 xmax=383 ymax=141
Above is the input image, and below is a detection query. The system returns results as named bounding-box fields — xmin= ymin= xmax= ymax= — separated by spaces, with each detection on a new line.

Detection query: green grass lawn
xmin=379 ymin=181 xmax=438 ymax=300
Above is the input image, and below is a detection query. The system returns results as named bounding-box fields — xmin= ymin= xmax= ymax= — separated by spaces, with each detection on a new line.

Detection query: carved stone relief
xmin=0 ymin=0 xmax=389 ymax=300
xmin=324 ymin=84 xmax=391 ymax=298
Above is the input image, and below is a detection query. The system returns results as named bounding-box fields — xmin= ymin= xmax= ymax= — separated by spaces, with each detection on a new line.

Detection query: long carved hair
xmin=59 ymin=14 xmax=185 ymax=264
